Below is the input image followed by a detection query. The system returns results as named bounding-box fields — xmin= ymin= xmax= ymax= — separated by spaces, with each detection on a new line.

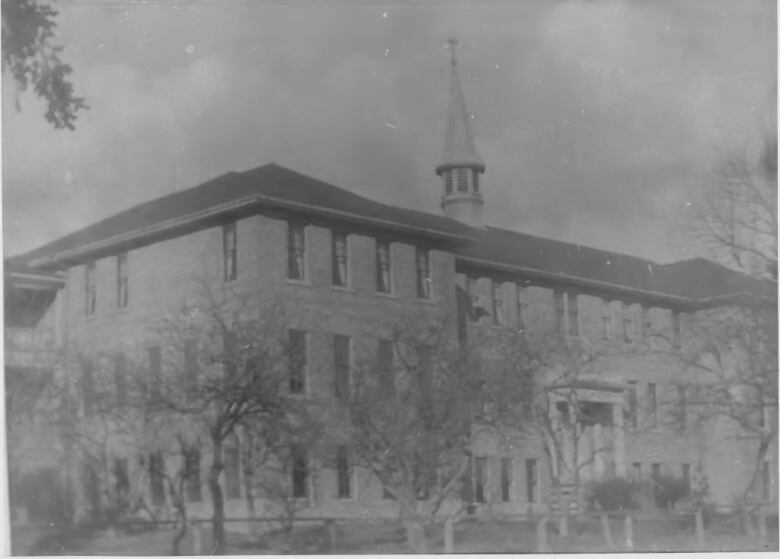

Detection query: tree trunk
xmin=241 ymin=440 xmax=259 ymax=537
xmin=208 ymin=441 xmax=226 ymax=555
xmin=600 ymin=511 xmax=614 ymax=549
xmin=171 ymin=518 xmax=188 ymax=556
xmin=400 ymin=501 xmax=430 ymax=553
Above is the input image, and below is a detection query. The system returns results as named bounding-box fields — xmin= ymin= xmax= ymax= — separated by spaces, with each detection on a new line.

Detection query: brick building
xmin=5 ymin=46 xmax=776 ymax=524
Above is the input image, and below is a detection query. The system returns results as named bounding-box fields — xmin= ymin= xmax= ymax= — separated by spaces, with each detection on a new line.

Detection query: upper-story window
xmin=287 ymin=222 xmax=306 ymax=280
xmin=672 ymin=310 xmax=682 ymax=349
xmin=473 ymin=170 xmax=480 ymax=193
xmin=492 ymin=281 xmax=505 ymax=326
xmin=116 ymin=253 xmax=128 ymax=308
xmin=288 ymin=329 xmax=307 ymax=394
xmin=445 ymin=170 xmax=454 ymax=194
xmin=377 ymin=339 xmax=395 ymax=395
xmin=555 ymin=291 xmax=579 ymax=336
xmin=85 ymin=262 xmax=96 ymax=315
xmin=332 ymin=231 xmax=349 ymax=287
xmin=647 ymin=382 xmax=658 ymax=429
xmin=334 ymin=334 xmax=351 ymax=400
xmin=623 ymin=303 xmax=637 ymax=343
xmin=641 ymin=304 xmax=652 ymax=338
xmin=516 ymin=285 xmax=526 ymax=331
xmin=416 ymin=248 xmax=431 ymax=299
xmin=223 ymin=223 xmax=237 ymax=282
xmin=457 ymin=168 xmax=468 ymax=192
xmin=376 ymin=241 xmax=392 ymax=293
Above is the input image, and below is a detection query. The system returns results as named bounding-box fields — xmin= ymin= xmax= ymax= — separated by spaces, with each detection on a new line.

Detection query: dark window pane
xmin=289 ymin=330 xmax=306 ymax=394
xmin=287 ymin=223 xmax=306 ymax=280
xmin=291 ymin=446 xmax=308 ymax=498
xmin=376 ymin=241 xmax=392 ymax=293
xmin=474 ymin=457 xmax=487 ymax=503
xmin=224 ymin=446 xmax=241 ymax=500
xmin=332 ymin=231 xmax=349 ymax=286
xmin=501 ymin=458 xmax=512 ymax=502
xmin=185 ymin=448 xmax=201 ymax=502
xmin=336 ymin=446 xmax=352 ymax=499
xmin=149 ymin=452 xmax=165 ymax=506
xmin=416 ymin=248 xmax=431 ymax=299
xmin=223 ymin=223 xmax=237 ymax=281
xmin=526 ymin=459 xmax=537 ymax=503
xmin=334 ymin=335 xmax=350 ymax=400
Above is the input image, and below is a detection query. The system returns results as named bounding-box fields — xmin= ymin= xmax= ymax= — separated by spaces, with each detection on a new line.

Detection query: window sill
xmin=286 ymin=278 xmax=313 ymax=288
xmin=331 ymin=285 xmax=355 ymax=293
xmin=375 ymin=291 xmax=397 ymax=300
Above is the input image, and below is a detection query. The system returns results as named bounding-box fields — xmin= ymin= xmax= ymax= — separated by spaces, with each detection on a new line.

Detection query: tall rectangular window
xmin=85 ymin=262 xmax=96 ymax=315
xmin=149 ymin=452 xmax=165 ymax=506
xmin=626 ymin=381 xmax=638 ymax=429
xmin=116 ymin=253 xmax=128 ymax=307
xmin=288 ymin=330 xmax=306 ymax=394
xmin=336 ymin=446 xmax=352 ymax=499
xmin=602 ymin=301 xmax=612 ymax=340
xmin=334 ymin=335 xmax=351 ymax=400
xmin=114 ymin=458 xmax=129 ymax=495
xmin=184 ymin=339 xmax=199 ymax=400
xmin=648 ymin=383 xmax=658 ymax=428
xmin=640 ymin=304 xmax=652 ymax=338
xmin=501 ymin=457 xmax=513 ymax=503
xmin=377 ymin=339 xmax=395 ymax=395
xmin=184 ymin=448 xmax=202 ymax=503
xmin=287 ymin=222 xmax=306 ymax=280
xmin=623 ymin=302 xmax=635 ymax=343
xmin=566 ymin=292 xmax=579 ymax=336
xmin=631 ymin=462 xmax=642 ymax=483
xmin=224 ymin=446 xmax=241 ymax=500
xmin=762 ymin=460 xmax=772 ymax=501
xmin=516 ymin=285 xmax=526 ymax=331
xmin=223 ymin=223 xmax=237 ymax=282
xmin=474 ymin=457 xmax=488 ymax=503
xmin=672 ymin=310 xmax=682 ymax=349
xmin=81 ymin=358 xmax=94 ymax=416
xmin=148 ymin=346 xmax=162 ymax=401
xmin=376 ymin=241 xmax=392 ymax=293
xmin=678 ymin=385 xmax=687 ymax=429
xmin=416 ymin=248 xmax=431 ymax=299
xmin=114 ymin=353 xmax=127 ymax=407
xmin=526 ymin=459 xmax=538 ymax=503
xmin=291 ymin=445 xmax=308 ymax=498
xmin=332 ymin=231 xmax=349 ymax=287
xmin=492 ymin=281 xmax=505 ymax=325
xmin=554 ymin=291 xmax=565 ymax=333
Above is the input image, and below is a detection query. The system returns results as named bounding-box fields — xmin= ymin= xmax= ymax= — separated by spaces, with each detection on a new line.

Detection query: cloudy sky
xmin=3 ymin=0 xmax=776 ymax=262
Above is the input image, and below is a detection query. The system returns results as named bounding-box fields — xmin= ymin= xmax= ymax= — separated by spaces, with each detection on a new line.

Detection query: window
xmin=334 ymin=335 xmax=351 ymax=400
xmin=291 ymin=446 xmax=309 ymax=498
xmin=566 ymin=292 xmax=579 ymax=336
xmin=501 ymin=458 xmax=513 ymax=503
xmin=114 ymin=353 xmax=127 ymax=408
xmin=623 ymin=303 xmax=635 ymax=343
xmin=377 ymin=339 xmax=395 ymax=395
xmin=457 ymin=168 xmax=468 ymax=192
xmin=416 ymin=248 xmax=431 ymax=299
xmin=336 ymin=446 xmax=352 ymax=499
xmin=184 ymin=339 xmax=199 ymax=400
xmin=602 ymin=301 xmax=612 ymax=340
xmin=114 ymin=458 xmax=129 ymax=495
xmin=672 ymin=310 xmax=682 ymax=349
xmin=631 ymin=462 xmax=642 ymax=483
xmin=445 ymin=170 xmax=453 ymax=194
xmin=223 ymin=223 xmax=237 ymax=282
xmin=224 ymin=446 xmax=241 ymax=500
xmin=332 ymin=231 xmax=349 ymax=286
xmin=678 ymin=385 xmax=687 ymax=429
xmin=149 ymin=452 xmax=165 ymax=506
xmin=376 ymin=241 xmax=392 ymax=293
xmin=148 ymin=346 xmax=162 ymax=401
xmin=289 ymin=330 xmax=306 ymax=394
xmin=492 ymin=281 xmax=505 ymax=325
xmin=287 ymin=222 xmax=306 ymax=280
xmin=651 ymin=463 xmax=663 ymax=506
xmin=682 ymin=463 xmax=691 ymax=495
xmin=474 ymin=457 xmax=488 ymax=503
xmin=84 ymin=262 xmax=96 ymax=315
xmin=473 ymin=170 xmax=480 ymax=193
xmin=516 ymin=285 xmax=526 ymax=331
xmin=116 ymin=253 xmax=128 ymax=307
xmin=761 ymin=460 xmax=772 ymax=501
xmin=647 ymin=383 xmax=658 ymax=429
xmin=184 ymin=448 xmax=202 ymax=502
xmin=626 ymin=381 xmax=638 ymax=429
xmin=81 ymin=358 xmax=94 ymax=416
xmin=526 ymin=459 xmax=538 ymax=503
xmin=641 ymin=304 xmax=652 ymax=338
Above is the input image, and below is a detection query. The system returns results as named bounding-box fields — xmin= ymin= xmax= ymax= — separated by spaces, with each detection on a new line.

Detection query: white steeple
xmin=436 ymin=38 xmax=485 ymax=228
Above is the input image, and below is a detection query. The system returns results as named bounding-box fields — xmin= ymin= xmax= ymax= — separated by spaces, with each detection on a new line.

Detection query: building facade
xmin=5 ymin=48 xmax=776 ymax=525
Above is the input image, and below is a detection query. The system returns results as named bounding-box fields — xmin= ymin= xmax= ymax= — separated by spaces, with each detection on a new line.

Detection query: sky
xmin=2 ymin=0 xmax=776 ymax=263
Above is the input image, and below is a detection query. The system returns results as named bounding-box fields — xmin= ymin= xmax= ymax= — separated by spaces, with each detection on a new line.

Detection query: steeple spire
xmin=437 ymin=38 xmax=486 ymax=228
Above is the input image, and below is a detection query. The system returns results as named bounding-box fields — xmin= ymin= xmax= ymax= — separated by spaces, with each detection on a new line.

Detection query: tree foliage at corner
xmin=2 ymin=0 xmax=87 ymax=129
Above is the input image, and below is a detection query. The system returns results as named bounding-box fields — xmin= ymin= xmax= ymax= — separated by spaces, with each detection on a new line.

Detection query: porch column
xmin=612 ymin=402 xmax=627 ymax=477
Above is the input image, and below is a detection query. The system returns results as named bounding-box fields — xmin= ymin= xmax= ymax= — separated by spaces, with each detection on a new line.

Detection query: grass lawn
xmin=12 ymin=514 xmax=779 ymax=555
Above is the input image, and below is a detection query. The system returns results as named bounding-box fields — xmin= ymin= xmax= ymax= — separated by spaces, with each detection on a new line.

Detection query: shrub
xmin=653 ymin=475 xmax=689 ymax=509
xmin=588 ymin=478 xmax=640 ymax=512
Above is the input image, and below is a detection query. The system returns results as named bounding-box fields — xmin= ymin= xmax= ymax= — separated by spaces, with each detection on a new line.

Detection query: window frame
xmin=331 ymin=230 xmax=350 ymax=287
xmin=474 ymin=456 xmax=488 ymax=504
xmin=291 ymin=445 xmax=309 ymax=499
xmin=288 ymin=330 xmax=307 ymax=395
xmin=416 ymin=248 xmax=432 ymax=299
xmin=287 ymin=222 xmax=307 ymax=281
xmin=500 ymin=457 xmax=513 ymax=503
xmin=492 ymin=281 xmax=505 ymax=326
xmin=626 ymin=381 xmax=638 ymax=429
xmin=376 ymin=240 xmax=393 ymax=293
xmin=336 ymin=445 xmax=353 ymax=499
xmin=647 ymin=382 xmax=658 ymax=429
xmin=526 ymin=458 xmax=538 ymax=503
xmin=223 ymin=222 xmax=237 ymax=282
xmin=333 ymin=334 xmax=351 ymax=400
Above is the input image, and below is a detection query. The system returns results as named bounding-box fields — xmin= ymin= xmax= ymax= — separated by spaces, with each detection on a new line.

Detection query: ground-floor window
xmin=651 ymin=463 xmax=662 ymax=507
xmin=224 ymin=445 xmax=241 ymax=500
xmin=185 ymin=448 xmax=202 ymax=503
xmin=500 ymin=458 xmax=513 ymax=503
xmin=526 ymin=459 xmax=538 ymax=503
xmin=336 ymin=446 xmax=352 ymax=499
xmin=474 ymin=457 xmax=488 ymax=503
xmin=149 ymin=452 xmax=165 ymax=506
xmin=631 ymin=462 xmax=642 ymax=483
xmin=291 ymin=446 xmax=308 ymax=499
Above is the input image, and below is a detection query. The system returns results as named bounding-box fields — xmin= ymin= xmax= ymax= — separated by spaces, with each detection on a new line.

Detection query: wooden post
xmin=536 ymin=516 xmax=550 ymax=553
xmin=624 ymin=512 xmax=634 ymax=550
xmin=444 ymin=518 xmax=454 ymax=553
xmin=695 ymin=507 xmax=705 ymax=547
